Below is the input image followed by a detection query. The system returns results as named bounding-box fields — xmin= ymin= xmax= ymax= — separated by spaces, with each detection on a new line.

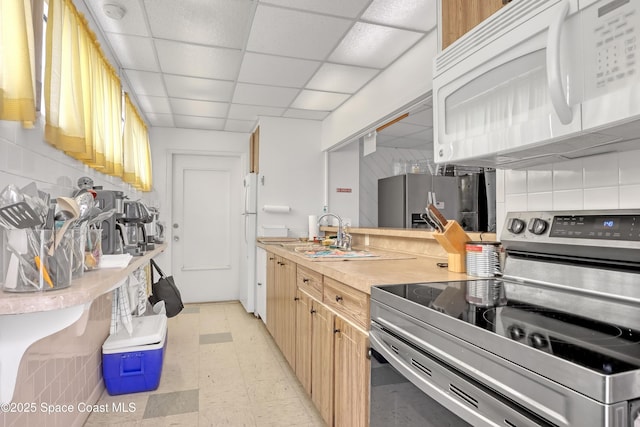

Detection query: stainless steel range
xmin=370 ymin=210 xmax=640 ymax=427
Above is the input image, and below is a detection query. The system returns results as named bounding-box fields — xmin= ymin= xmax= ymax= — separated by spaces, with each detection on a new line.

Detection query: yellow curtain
xmin=0 ymin=0 xmax=37 ymax=127
xmin=123 ymin=94 xmax=152 ymax=191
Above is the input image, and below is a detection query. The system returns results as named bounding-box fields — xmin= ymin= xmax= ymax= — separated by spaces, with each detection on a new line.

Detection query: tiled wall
xmin=0 ymin=294 xmax=112 ymax=427
xmin=496 ymin=149 xmax=640 ymax=236
xmin=0 ymin=119 xmax=155 ymax=203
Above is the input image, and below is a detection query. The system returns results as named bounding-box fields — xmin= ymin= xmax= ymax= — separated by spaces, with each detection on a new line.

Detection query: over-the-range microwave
xmin=433 ymin=0 xmax=640 ymax=168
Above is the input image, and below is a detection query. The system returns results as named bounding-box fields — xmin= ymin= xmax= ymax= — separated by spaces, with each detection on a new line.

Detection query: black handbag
xmin=149 ymin=259 xmax=184 ymax=318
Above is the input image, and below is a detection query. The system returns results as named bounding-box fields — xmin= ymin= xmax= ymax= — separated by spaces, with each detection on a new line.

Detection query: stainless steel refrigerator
xmin=378 ymin=174 xmax=460 ymax=228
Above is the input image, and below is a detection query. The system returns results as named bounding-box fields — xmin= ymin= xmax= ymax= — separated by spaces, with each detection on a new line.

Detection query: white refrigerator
xmin=239 ymin=173 xmax=257 ymax=313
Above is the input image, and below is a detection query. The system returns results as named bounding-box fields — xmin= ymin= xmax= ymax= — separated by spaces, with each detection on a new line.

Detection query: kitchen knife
xmin=425 ymin=208 xmax=444 ymax=233
xmin=420 ymin=212 xmax=439 ymax=231
xmin=427 ymin=204 xmax=448 ymax=231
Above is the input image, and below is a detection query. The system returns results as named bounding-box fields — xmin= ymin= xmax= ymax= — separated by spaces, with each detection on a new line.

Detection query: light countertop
xmin=0 ymin=243 xmax=168 ymax=315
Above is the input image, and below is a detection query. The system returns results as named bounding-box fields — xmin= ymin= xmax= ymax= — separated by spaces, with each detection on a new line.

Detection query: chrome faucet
xmin=317 ymin=213 xmax=352 ymax=250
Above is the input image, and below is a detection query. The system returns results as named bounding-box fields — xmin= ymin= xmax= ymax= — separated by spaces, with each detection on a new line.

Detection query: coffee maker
xmin=118 ymin=201 xmax=149 ymax=256
xmin=95 ymin=190 xmax=124 ymax=254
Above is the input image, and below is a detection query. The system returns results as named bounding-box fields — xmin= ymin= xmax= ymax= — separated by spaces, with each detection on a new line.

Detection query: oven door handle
xmin=369 ymin=331 xmax=500 ymax=427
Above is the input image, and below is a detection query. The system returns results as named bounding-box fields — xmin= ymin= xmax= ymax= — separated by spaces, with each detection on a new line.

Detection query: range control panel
xmin=549 ymin=214 xmax=640 ymax=241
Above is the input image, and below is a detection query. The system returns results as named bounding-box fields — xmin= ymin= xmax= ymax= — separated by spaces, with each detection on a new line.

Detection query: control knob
xmin=508 ymin=325 xmax=526 ymax=341
xmin=507 ymin=218 xmax=526 ymax=234
xmin=528 ymin=333 xmax=548 ymax=349
xmin=527 ymin=218 xmax=548 ymax=235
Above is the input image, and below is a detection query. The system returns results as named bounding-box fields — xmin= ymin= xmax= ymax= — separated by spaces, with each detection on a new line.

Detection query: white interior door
xmin=172 ymin=154 xmax=241 ymax=303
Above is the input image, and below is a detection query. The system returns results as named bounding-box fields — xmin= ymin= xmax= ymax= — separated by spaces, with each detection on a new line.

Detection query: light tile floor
xmin=84 ymin=302 xmax=325 ymax=426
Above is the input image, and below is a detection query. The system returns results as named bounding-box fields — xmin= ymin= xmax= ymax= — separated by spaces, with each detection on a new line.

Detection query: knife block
xmin=433 ymin=220 xmax=470 ymax=273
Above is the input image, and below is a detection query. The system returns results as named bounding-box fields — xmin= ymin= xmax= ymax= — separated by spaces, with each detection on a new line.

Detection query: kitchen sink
xmin=293 ymin=246 xmax=379 ymax=259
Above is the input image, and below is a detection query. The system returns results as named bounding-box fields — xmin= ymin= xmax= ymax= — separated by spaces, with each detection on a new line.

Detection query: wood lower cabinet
xmin=266 ymin=254 xmax=297 ymax=368
xmin=266 ymin=249 xmax=369 ymax=427
xmin=334 ymin=317 xmax=370 ymax=427
xmin=296 ymin=289 xmax=335 ymax=426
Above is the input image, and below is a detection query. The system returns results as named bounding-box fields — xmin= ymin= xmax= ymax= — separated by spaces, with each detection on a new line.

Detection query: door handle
xmin=546 ymin=0 xmax=573 ymax=124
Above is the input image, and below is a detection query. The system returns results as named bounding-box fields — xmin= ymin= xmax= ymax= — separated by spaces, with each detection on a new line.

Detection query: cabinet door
xmin=266 ymin=252 xmax=277 ymax=337
xmin=312 ymin=301 xmax=335 ymax=426
xmin=279 ymin=257 xmax=297 ymax=368
xmin=441 ymin=0 xmax=506 ymax=49
xmin=295 ymin=290 xmax=312 ymax=394
xmin=334 ymin=317 xmax=370 ymax=427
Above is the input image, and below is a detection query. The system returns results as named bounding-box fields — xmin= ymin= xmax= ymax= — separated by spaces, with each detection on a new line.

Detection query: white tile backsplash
xmin=620 ymin=185 xmax=640 ymax=208
xmin=552 ymin=158 xmax=583 ymax=190
xmin=584 ymin=186 xmax=619 ymax=209
xmin=504 ymin=169 xmax=527 ymax=194
xmin=619 ymin=149 xmax=640 ymax=185
xmin=527 ymin=166 xmax=553 ymax=193
xmin=527 ymin=192 xmax=553 ymax=211
xmin=583 ymin=152 xmax=618 ymax=188
xmin=497 ymin=149 xmax=640 ymax=230
xmin=552 ymin=189 xmax=584 ymax=210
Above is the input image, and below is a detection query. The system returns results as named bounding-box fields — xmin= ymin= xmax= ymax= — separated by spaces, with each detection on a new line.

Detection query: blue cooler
xmin=102 ymin=314 xmax=167 ymax=395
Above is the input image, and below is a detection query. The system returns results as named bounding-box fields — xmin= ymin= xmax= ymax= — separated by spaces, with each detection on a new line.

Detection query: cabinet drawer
xmin=297 ymin=266 xmax=323 ymax=300
xmin=323 ymin=277 xmax=369 ymax=329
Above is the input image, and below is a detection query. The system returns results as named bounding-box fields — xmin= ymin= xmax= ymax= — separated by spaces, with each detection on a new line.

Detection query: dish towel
xmin=110 ymin=281 xmax=133 ymax=336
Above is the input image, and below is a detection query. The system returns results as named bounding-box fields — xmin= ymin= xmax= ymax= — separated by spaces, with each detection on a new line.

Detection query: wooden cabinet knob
xmin=294 ymin=297 xmax=300 ymax=301
xmin=335 ymin=295 xmax=343 ymax=302
xmin=333 ymin=328 xmax=341 ymax=334
xmin=310 ymin=309 xmax=317 ymax=314
xmin=303 ymin=278 xmax=309 ymax=283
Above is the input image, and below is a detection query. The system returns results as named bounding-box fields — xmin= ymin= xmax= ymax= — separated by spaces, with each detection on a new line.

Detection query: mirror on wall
xmin=353 ymin=97 xmax=497 ymax=232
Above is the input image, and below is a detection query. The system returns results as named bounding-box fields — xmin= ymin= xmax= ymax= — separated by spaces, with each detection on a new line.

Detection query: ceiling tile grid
xmin=82 ymin=0 xmax=436 ymax=137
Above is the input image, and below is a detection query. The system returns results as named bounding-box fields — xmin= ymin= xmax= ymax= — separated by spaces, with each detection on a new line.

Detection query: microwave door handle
xmin=546 ymin=0 xmax=573 ymax=125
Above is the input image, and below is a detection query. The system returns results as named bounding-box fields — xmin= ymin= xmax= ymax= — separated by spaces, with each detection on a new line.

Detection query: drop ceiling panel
xmin=145 ymin=113 xmax=175 ymax=127
xmin=136 ymin=95 xmax=172 ymax=114
xmin=283 ymin=109 xmax=331 ymax=120
xmin=238 ymin=53 xmax=320 ymax=88
xmin=106 ymin=34 xmax=159 ymax=71
xmin=362 ymin=0 xmax=438 ymax=32
xmin=155 ymin=40 xmax=243 ymax=80
xmin=85 ymin=0 xmax=150 ymax=37
xmin=247 ymin=5 xmax=352 ymax=60
xmin=227 ymin=104 xmax=285 ymax=121
xmin=173 ymin=115 xmax=226 ymax=130
xmin=164 ymin=75 xmax=235 ymax=102
xmin=124 ymin=70 xmax=166 ymax=96
xmin=329 ymin=22 xmax=423 ymax=68
xmin=233 ymin=83 xmax=299 ymax=108
xmin=170 ymin=98 xmax=228 ymax=118
xmin=258 ymin=0 xmax=371 ymax=18
xmin=144 ymin=0 xmax=255 ymax=48
xmin=225 ymin=119 xmax=256 ymax=132
xmin=306 ymin=63 xmax=379 ymax=93
xmin=291 ymin=90 xmax=350 ymax=111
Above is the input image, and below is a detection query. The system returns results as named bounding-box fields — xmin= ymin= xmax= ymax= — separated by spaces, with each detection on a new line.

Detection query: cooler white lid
xmin=102 ymin=314 xmax=167 ymax=351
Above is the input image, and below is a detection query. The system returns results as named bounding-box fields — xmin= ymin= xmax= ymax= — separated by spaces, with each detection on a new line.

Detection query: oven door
xmin=369 ymin=344 xmax=471 ymax=427
xmin=369 ymin=324 xmax=554 ymax=427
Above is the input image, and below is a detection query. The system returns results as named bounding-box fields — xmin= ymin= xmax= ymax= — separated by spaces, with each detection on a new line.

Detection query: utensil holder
xmin=432 ymin=220 xmax=470 ymax=273
xmin=2 ymin=229 xmax=73 ymax=292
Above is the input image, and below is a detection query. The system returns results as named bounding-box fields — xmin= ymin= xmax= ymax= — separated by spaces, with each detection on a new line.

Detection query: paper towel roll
xmin=262 ymin=205 xmax=290 ymax=213
xmin=308 ymin=215 xmax=319 ymax=241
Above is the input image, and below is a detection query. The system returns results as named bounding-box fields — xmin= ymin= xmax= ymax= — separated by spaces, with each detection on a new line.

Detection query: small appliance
xmin=95 ymin=190 xmax=124 ymax=254
xmin=433 ymin=0 xmax=640 ymax=168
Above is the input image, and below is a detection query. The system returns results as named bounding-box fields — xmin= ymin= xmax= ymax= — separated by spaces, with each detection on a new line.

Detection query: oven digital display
xmin=549 ymin=215 xmax=639 ymax=240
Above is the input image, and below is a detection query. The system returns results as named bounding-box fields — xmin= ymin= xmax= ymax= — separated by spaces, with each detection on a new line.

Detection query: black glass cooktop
xmin=376 ymin=281 xmax=640 ymax=375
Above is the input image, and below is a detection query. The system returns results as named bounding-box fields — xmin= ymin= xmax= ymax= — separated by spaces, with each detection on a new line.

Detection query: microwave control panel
xmin=586 ymin=0 xmax=637 ymax=92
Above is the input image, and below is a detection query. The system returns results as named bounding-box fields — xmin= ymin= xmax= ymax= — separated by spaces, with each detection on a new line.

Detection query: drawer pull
xmin=335 ymin=295 xmax=343 ymax=302
xmin=334 ymin=328 xmax=341 ymax=334
xmin=303 ymin=278 xmax=309 ymax=283
xmin=310 ymin=309 xmax=317 ymax=314
xmin=294 ymin=297 xmax=300 ymax=301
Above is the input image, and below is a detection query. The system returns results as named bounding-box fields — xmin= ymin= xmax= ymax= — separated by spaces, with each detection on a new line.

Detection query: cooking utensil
xmin=419 ymin=212 xmax=439 ymax=231
xmin=34 ymin=256 xmax=54 ymax=288
xmin=0 ymin=201 xmax=43 ymax=229
xmin=427 ymin=204 xmax=449 ymax=230
xmin=74 ymin=191 xmax=95 ymax=222
xmin=425 ymin=208 xmax=444 ymax=233
xmin=49 ymin=197 xmax=79 ymax=255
